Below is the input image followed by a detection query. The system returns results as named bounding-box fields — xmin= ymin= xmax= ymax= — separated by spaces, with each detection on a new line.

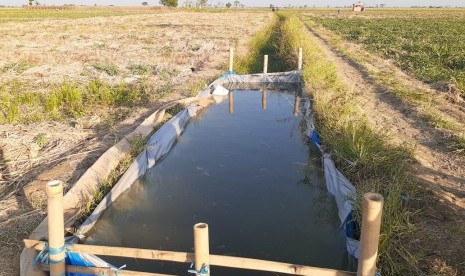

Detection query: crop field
xmin=303 ymin=9 xmax=465 ymax=97
xmin=296 ymin=8 xmax=465 ymax=276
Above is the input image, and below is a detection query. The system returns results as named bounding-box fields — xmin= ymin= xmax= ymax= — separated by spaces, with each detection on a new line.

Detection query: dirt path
xmin=302 ymin=21 xmax=465 ymax=275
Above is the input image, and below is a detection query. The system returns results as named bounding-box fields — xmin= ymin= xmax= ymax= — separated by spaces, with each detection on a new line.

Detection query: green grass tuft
xmin=92 ymin=62 xmax=120 ymax=76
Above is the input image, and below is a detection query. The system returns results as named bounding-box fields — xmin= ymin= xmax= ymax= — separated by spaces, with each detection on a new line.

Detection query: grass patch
xmin=92 ymin=62 xmax=120 ymax=76
xmin=276 ymin=13 xmax=418 ymax=275
xmin=76 ymin=154 xmax=133 ymax=225
xmin=128 ymin=63 xmax=153 ymax=75
xmin=0 ymin=80 xmax=150 ymax=124
xmin=128 ymin=134 xmax=148 ymax=157
xmin=2 ymin=61 xmax=33 ymax=73
xmin=186 ymin=80 xmax=208 ymax=97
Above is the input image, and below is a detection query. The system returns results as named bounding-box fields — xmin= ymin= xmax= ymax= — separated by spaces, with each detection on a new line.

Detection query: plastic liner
xmin=78 ymin=105 xmax=201 ymax=236
xmin=76 ymin=70 xmax=360 ymax=262
xmin=301 ymin=97 xmax=360 ymax=258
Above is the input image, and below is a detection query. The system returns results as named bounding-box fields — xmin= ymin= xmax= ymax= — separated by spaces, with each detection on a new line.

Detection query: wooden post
xmin=229 ymin=47 xmax=234 ymax=73
xmin=298 ymin=48 xmax=303 ymax=70
xmin=293 ymin=96 xmax=300 ymax=116
xmin=263 ymin=55 xmax=268 ymax=74
xmin=262 ymin=90 xmax=267 ymax=110
xmin=357 ymin=193 xmax=384 ymax=276
xmin=229 ymin=92 xmax=234 ymax=114
xmin=46 ymin=180 xmax=66 ymax=276
xmin=193 ymin=223 xmax=210 ymax=276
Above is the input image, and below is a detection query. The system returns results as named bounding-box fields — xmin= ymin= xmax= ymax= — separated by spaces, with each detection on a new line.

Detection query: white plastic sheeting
xmin=78 ymin=105 xmax=202 ymax=236
xmin=77 ymin=70 xmax=360 ymax=260
xmin=301 ymin=94 xmax=360 ymax=258
xmin=323 ymin=155 xmax=359 ymax=257
xmin=197 ymin=71 xmax=302 ymax=98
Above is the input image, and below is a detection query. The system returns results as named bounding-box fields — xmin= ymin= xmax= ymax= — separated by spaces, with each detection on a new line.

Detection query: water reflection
xmin=262 ymin=90 xmax=267 ymax=110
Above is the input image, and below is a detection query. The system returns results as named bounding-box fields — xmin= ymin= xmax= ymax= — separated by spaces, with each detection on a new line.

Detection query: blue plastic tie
xmin=219 ymin=70 xmax=235 ymax=79
xmin=49 ymin=245 xmax=65 ymax=255
xmin=32 ymin=241 xmax=70 ymax=266
xmin=188 ymin=263 xmax=210 ymax=275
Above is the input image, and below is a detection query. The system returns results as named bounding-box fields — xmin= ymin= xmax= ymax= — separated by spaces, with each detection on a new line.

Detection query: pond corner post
xmin=263 ymin=55 xmax=268 ymax=74
xmin=293 ymin=96 xmax=300 ymax=116
xmin=194 ymin=223 xmax=210 ymax=276
xmin=298 ymin=47 xmax=303 ymax=70
xmin=262 ymin=90 xmax=267 ymax=110
xmin=229 ymin=47 xmax=234 ymax=73
xmin=47 ymin=180 xmax=66 ymax=276
xmin=357 ymin=192 xmax=384 ymax=276
xmin=229 ymin=91 xmax=234 ymax=114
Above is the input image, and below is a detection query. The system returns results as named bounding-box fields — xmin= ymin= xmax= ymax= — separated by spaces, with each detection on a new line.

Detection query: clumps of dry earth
xmin=0 ymin=10 xmax=271 ymax=276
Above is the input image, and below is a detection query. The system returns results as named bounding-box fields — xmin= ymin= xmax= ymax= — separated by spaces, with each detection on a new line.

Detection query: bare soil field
xmin=0 ymin=9 xmax=271 ymax=275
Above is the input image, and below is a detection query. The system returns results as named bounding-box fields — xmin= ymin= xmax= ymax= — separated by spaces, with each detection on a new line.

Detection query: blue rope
xmin=32 ymin=241 xmax=70 ymax=266
xmin=49 ymin=244 xmax=65 ymax=255
xmin=188 ymin=263 xmax=210 ymax=275
xmin=219 ymin=70 xmax=235 ymax=79
xmin=33 ymin=241 xmax=51 ymax=265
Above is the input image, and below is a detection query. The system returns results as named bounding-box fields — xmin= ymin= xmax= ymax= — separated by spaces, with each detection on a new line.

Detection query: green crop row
xmin=309 ymin=16 xmax=465 ymax=97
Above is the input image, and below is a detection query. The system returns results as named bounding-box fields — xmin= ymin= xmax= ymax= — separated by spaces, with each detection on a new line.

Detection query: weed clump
xmin=92 ymin=62 xmax=120 ymax=76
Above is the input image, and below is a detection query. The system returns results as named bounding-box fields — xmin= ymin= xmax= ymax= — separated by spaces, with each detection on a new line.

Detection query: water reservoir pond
xmin=85 ymin=89 xmax=351 ymax=275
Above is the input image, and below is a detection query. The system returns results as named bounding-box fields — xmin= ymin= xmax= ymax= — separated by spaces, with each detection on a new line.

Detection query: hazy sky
xmin=2 ymin=0 xmax=464 ymax=7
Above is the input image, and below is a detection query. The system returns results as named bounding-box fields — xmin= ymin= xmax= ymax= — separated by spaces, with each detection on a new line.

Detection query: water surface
xmin=86 ymin=90 xmax=349 ymax=275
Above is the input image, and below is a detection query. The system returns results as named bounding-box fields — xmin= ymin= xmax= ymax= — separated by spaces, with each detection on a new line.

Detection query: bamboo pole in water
xmin=263 ymin=55 xmax=268 ymax=74
xmin=357 ymin=193 xmax=384 ymax=276
xmin=293 ymin=96 xmax=300 ymax=116
xmin=298 ymin=48 xmax=303 ymax=70
xmin=229 ymin=92 xmax=234 ymax=114
xmin=46 ymin=180 xmax=65 ymax=276
xmin=262 ymin=90 xmax=267 ymax=110
xmin=193 ymin=223 xmax=210 ymax=276
xmin=229 ymin=47 xmax=234 ymax=72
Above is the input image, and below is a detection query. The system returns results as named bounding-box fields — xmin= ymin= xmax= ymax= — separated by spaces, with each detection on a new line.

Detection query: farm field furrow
xmin=307 ymin=10 xmax=465 ymax=97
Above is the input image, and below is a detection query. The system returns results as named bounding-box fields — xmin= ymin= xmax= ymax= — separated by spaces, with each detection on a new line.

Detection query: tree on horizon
xmin=160 ymin=0 xmax=178 ymax=7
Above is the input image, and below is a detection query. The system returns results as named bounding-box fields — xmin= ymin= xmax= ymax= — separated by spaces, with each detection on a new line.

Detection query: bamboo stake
xmin=193 ymin=223 xmax=210 ymax=276
xmin=210 ymin=255 xmax=355 ymax=276
xmin=357 ymin=193 xmax=384 ymax=276
xmin=43 ymin=265 xmax=175 ymax=276
xmin=298 ymin=48 xmax=303 ymax=70
xmin=262 ymin=90 xmax=267 ymax=110
xmin=229 ymin=92 xmax=234 ymax=114
xmin=24 ymin=239 xmax=194 ymax=263
xmin=46 ymin=180 xmax=65 ymax=276
xmin=24 ymin=240 xmax=355 ymax=276
xmin=229 ymin=47 xmax=234 ymax=73
xmin=293 ymin=96 xmax=300 ymax=116
xmin=263 ymin=55 xmax=268 ymax=74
